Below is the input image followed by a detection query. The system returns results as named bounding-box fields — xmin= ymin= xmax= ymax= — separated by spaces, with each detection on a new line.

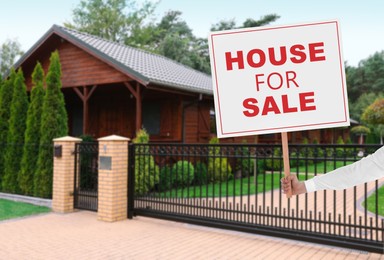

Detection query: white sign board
xmin=208 ymin=20 xmax=350 ymax=138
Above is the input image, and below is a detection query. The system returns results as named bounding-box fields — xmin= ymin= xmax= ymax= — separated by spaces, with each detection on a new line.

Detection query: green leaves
xmin=362 ymin=98 xmax=384 ymax=124
xmin=18 ymin=62 xmax=45 ymax=195
xmin=2 ymin=69 xmax=29 ymax=193
xmin=34 ymin=51 xmax=68 ymax=198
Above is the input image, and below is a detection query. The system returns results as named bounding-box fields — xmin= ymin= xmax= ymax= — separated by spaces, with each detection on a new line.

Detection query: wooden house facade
xmin=14 ymin=25 xmax=212 ymax=143
xmin=14 ymin=25 xmax=355 ymax=144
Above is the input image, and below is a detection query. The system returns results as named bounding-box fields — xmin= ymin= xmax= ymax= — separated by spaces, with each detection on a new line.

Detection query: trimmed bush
xmin=207 ymin=137 xmax=232 ymax=182
xmin=171 ymin=160 xmax=194 ymax=187
xmin=158 ymin=165 xmax=172 ymax=191
xmin=235 ymin=143 xmax=254 ymax=177
xmin=133 ymin=129 xmax=159 ymax=194
xmin=265 ymin=148 xmax=282 ymax=171
xmin=194 ymin=161 xmax=208 ymax=185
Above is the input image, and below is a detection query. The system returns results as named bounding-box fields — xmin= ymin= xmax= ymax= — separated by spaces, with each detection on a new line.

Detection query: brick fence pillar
xmin=52 ymin=136 xmax=82 ymax=213
xmin=97 ymin=135 xmax=130 ymax=222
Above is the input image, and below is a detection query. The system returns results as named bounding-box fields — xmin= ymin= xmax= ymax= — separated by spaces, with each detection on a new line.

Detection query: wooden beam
xmin=73 ymin=87 xmax=85 ymax=101
xmin=124 ymin=81 xmax=138 ymax=99
xmin=73 ymin=85 xmax=98 ymax=136
xmin=135 ymin=82 xmax=142 ymax=132
xmin=83 ymin=86 xmax=89 ymax=135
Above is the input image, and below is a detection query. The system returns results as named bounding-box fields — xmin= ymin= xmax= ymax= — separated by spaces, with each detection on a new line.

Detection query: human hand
xmin=281 ymin=174 xmax=307 ymax=196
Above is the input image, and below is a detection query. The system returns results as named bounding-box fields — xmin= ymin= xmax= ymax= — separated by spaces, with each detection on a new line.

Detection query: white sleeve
xmin=304 ymin=146 xmax=384 ymax=193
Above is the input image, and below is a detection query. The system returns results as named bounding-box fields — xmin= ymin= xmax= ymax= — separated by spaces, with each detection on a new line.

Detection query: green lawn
xmin=157 ymin=173 xmax=283 ymax=198
xmin=364 ymin=185 xmax=384 ymax=216
xmin=0 ymin=199 xmax=51 ymax=221
xmin=291 ymin=160 xmax=353 ymax=174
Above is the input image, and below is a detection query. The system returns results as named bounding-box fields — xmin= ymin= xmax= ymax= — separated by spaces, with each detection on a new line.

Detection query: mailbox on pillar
xmin=54 ymin=145 xmax=62 ymax=158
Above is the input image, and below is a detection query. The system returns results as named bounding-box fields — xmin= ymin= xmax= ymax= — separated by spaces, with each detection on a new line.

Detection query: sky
xmin=1 ymin=0 xmax=383 ymax=67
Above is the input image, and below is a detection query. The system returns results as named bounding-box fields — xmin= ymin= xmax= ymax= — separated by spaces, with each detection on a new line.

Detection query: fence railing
xmin=129 ymin=143 xmax=384 ymax=253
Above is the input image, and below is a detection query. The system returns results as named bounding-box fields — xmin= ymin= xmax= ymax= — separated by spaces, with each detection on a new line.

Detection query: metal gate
xmin=128 ymin=143 xmax=384 ymax=254
xmin=74 ymin=142 xmax=98 ymax=211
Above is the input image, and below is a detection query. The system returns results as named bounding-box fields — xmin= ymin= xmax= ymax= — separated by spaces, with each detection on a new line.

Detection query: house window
xmin=142 ymin=101 xmax=161 ymax=135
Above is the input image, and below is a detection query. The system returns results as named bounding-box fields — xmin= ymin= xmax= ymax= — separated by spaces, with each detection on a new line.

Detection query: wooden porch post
xmin=73 ymin=85 xmax=97 ymax=135
xmin=124 ymin=81 xmax=142 ymax=132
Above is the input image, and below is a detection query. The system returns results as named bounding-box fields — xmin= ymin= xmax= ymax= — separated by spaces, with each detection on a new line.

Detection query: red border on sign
xmin=210 ymin=20 xmax=349 ymax=137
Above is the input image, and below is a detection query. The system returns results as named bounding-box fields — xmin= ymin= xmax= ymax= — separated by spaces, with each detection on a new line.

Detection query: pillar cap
xmin=98 ymin=135 xmax=130 ymax=141
xmin=53 ymin=136 xmax=82 ymax=142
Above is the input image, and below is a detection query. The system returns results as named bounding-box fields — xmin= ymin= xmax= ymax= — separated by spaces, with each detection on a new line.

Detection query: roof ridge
xmin=55 ymin=24 xmax=211 ymax=78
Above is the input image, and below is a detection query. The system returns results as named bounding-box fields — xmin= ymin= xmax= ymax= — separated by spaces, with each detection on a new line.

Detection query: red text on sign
xmin=225 ymin=42 xmax=326 ymax=71
xmin=255 ymin=71 xmax=299 ymax=91
xmin=242 ymin=91 xmax=317 ymax=117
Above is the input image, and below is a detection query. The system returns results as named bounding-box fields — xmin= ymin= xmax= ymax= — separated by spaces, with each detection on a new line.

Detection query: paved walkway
xmin=0 ymin=211 xmax=383 ymax=260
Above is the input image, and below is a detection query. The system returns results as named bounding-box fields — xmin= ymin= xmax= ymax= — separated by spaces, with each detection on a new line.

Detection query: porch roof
xmin=14 ymin=25 xmax=213 ymax=95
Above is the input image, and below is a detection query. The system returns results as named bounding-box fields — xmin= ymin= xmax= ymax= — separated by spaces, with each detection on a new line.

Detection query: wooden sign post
xmin=208 ymin=20 xmax=350 ymax=199
xmin=281 ymin=132 xmax=292 ymax=198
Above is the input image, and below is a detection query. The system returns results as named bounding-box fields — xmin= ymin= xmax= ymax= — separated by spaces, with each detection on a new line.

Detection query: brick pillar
xmin=97 ymin=135 xmax=130 ymax=222
xmin=52 ymin=136 xmax=82 ymax=213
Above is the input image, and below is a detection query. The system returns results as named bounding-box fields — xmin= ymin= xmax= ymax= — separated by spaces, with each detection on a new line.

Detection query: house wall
xmin=183 ymin=100 xmax=211 ymax=143
xmin=24 ymin=38 xmax=130 ymax=90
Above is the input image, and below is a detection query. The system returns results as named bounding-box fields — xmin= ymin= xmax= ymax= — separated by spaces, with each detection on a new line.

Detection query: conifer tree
xmin=34 ymin=51 xmax=68 ymax=198
xmin=0 ymin=69 xmax=16 ymax=188
xmin=18 ymin=62 xmax=45 ymax=195
xmin=2 ymin=69 xmax=29 ymax=193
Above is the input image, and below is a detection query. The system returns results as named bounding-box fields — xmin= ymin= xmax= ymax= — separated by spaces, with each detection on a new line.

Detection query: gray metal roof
xmin=54 ymin=25 xmax=213 ymax=95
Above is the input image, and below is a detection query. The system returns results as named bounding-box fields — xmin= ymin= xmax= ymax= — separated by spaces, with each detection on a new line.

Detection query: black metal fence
xmin=74 ymin=142 xmax=98 ymax=211
xmin=128 ymin=143 xmax=384 ymax=253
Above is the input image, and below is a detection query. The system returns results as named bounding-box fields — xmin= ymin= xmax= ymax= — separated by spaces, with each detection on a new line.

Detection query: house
xmin=14 ymin=25 xmax=355 ymax=144
xmin=14 ymin=25 xmax=213 ymax=143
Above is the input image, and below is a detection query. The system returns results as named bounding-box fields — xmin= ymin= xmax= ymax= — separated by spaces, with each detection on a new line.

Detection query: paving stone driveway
xmin=0 ymin=211 xmax=383 ymax=260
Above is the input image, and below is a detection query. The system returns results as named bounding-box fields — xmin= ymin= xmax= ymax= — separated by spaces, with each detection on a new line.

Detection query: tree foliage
xmin=0 ymin=69 xmax=16 ymax=188
xmin=34 ymin=51 xmax=68 ymax=198
xmin=18 ymin=62 xmax=45 ymax=195
xmin=0 ymin=39 xmax=23 ymax=77
xmin=2 ymin=69 xmax=29 ymax=193
xmin=66 ymin=0 xmax=158 ymax=44
xmin=66 ymin=0 xmax=279 ymax=74
xmin=133 ymin=129 xmax=159 ymax=194
xmin=362 ymin=98 xmax=384 ymax=124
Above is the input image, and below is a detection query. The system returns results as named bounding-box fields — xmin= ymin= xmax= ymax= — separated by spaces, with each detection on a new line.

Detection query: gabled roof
xmin=14 ymin=24 xmax=213 ymax=95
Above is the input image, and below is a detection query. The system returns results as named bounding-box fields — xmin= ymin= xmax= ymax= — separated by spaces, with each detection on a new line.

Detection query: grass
xmin=290 ymin=160 xmax=353 ymax=174
xmin=363 ymin=185 xmax=384 ymax=216
xmin=157 ymin=173 xmax=283 ymax=198
xmin=0 ymin=199 xmax=51 ymax=221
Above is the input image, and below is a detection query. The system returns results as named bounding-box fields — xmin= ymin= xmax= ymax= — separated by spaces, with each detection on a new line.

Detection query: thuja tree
xmin=133 ymin=129 xmax=159 ymax=194
xmin=2 ymin=69 xmax=29 ymax=193
xmin=18 ymin=62 xmax=45 ymax=195
xmin=0 ymin=69 xmax=16 ymax=188
xmin=34 ymin=51 xmax=68 ymax=198
xmin=207 ymin=137 xmax=232 ymax=182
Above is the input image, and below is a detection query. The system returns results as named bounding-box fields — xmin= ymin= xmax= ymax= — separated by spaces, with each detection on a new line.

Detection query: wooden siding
xmin=24 ymin=40 xmax=130 ymax=90
xmin=59 ymin=42 xmax=130 ymax=87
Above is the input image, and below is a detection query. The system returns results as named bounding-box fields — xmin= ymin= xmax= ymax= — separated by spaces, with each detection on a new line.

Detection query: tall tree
xmin=18 ymin=62 xmax=45 ymax=195
xmin=349 ymin=92 xmax=384 ymax=122
xmin=0 ymin=39 xmax=23 ymax=77
xmin=66 ymin=0 xmax=157 ymax=44
xmin=34 ymin=51 xmax=68 ymax=198
xmin=347 ymin=51 xmax=384 ymax=103
xmin=2 ymin=69 xmax=29 ymax=193
xmin=362 ymin=98 xmax=384 ymax=144
xmin=66 ymin=0 xmax=279 ymax=74
xmin=0 ymin=69 xmax=16 ymax=188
